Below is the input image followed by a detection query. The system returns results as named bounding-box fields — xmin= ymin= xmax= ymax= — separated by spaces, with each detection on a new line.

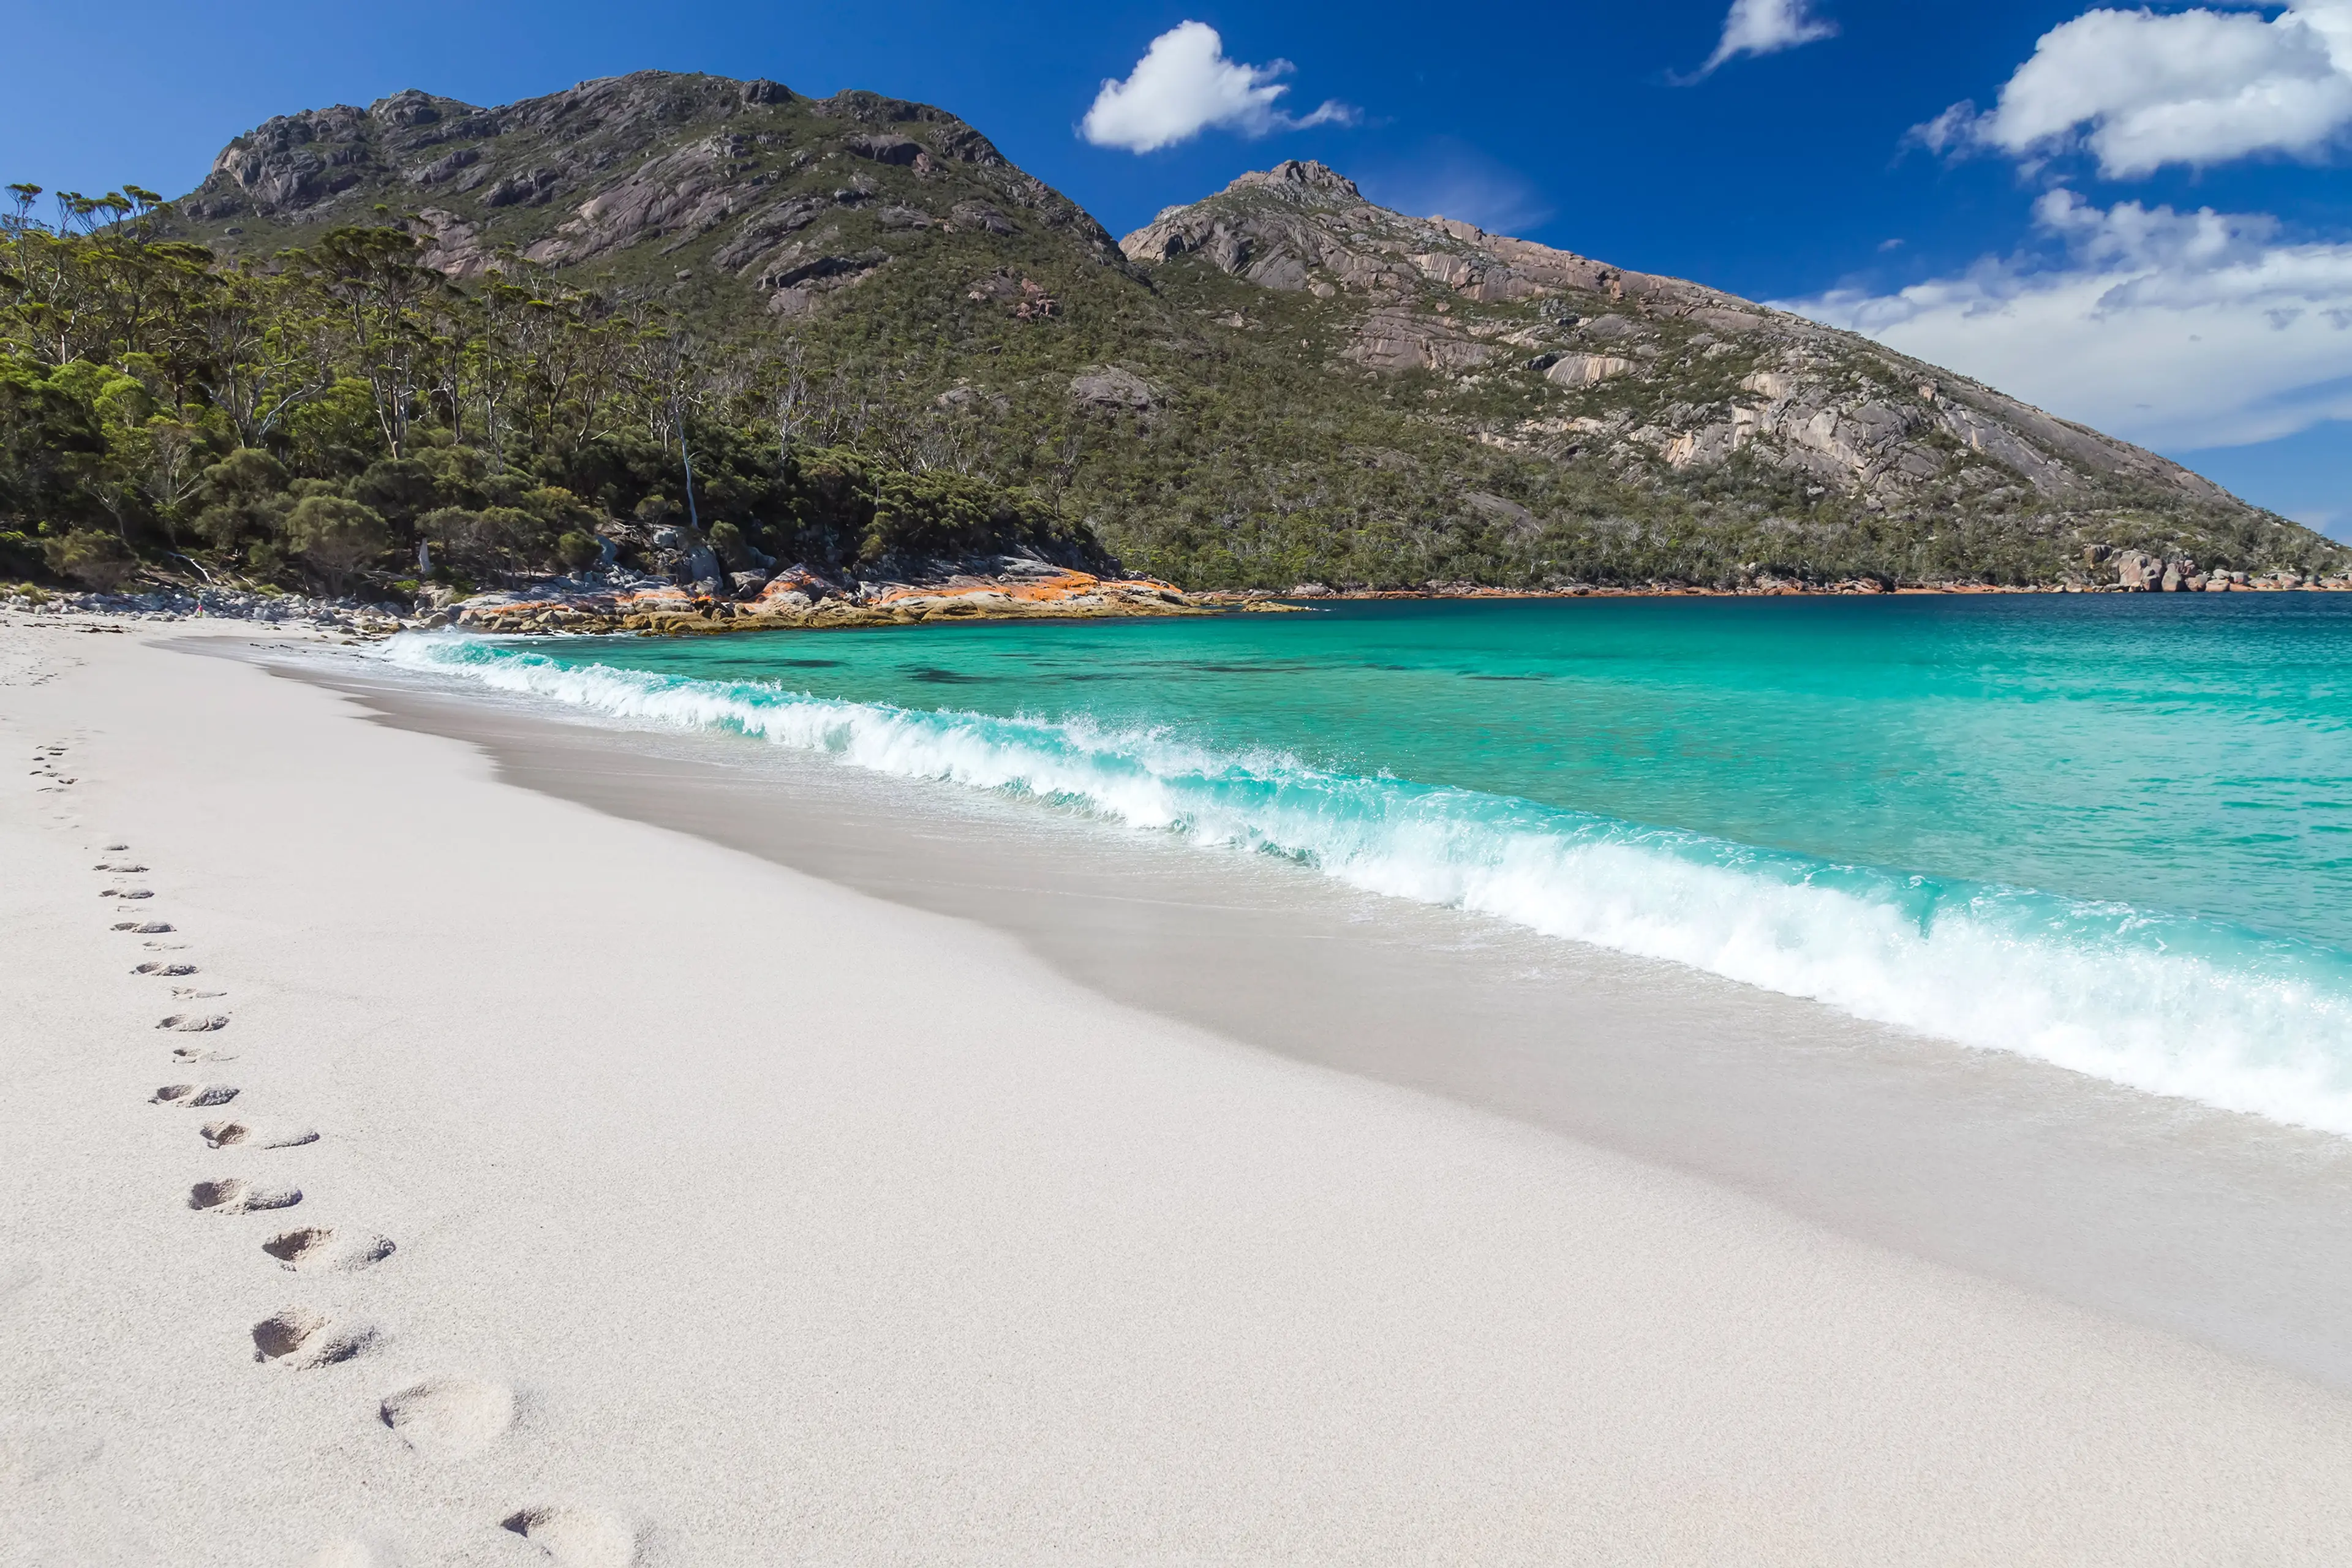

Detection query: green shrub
xmin=706 ymin=520 xmax=749 ymax=569
xmin=556 ymin=532 xmax=602 ymax=572
xmin=284 ymin=495 xmax=389 ymax=589
xmin=41 ymin=528 xmax=138 ymax=591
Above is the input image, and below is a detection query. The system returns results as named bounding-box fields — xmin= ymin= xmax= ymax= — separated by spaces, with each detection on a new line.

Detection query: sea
xmin=384 ymin=593 xmax=2352 ymax=1137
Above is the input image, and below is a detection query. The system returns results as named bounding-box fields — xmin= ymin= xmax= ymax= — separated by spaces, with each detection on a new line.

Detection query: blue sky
xmin=6 ymin=1 xmax=2348 ymax=532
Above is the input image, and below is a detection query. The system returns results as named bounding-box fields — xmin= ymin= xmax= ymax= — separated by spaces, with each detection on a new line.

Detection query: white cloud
xmin=1786 ymin=191 xmax=2352 ymax=450
xmin=1080 ymin=21 xmax=1357 ymax=154
xmin=1692 ymin=0 xmax=1839 ymax=77
xmin=1919 ymin=1 xmax=2352 ymax=176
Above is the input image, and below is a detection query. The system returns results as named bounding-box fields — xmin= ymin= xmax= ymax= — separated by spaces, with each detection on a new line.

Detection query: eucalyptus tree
xmin=291 ymin=227 xmax=445 ymax=459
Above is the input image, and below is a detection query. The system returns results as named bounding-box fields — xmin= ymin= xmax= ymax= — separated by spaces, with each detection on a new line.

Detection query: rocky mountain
xmin=1124 ymin=162 xmax=2224 ymax=513
xmin=176 ymin=72 xmax=1125 ymax=301
xmin=162 ymin=71 xmax=2343 ymax=591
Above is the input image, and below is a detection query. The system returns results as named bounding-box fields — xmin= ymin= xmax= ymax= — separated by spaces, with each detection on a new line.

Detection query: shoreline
xmin=429 ymin=565 xmax=2352 ymax=637
xmin=301 ymin=640 xmax=2352 ymax=1394
xmin=1256 ymin=576 xmax=2352 ymax=599
xmin=8 ymin=616 xmax=2352 ymax=1562
xmin=377 ymin=614 xmax=2352 ymax=1144
xmin=11 ymin=563 xmax=2348 ymax=646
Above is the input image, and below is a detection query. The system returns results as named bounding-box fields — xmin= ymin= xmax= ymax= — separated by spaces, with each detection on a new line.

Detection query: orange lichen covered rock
xmin=612 ymin=586 xmax=695 ymax=612
xmin=868 ymin=570 xmax=1188 ymax=612
xmin=446 ymin=565 xmax=1210 ymax=638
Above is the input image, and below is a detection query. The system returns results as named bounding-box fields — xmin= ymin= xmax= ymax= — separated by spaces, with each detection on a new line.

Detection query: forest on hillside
xmin=0 ymin=185 xmax=1100 ymax=597
xmin=8 ymin=180 xmax=2342 ymax=600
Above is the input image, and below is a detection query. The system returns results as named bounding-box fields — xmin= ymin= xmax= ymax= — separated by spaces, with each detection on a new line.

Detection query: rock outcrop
xmin=1068 ymin=366 xmax=1158 ymax=412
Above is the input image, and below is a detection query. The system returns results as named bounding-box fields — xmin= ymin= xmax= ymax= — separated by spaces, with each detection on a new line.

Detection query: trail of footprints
xmin=78 ymin=793 xmax=639 ymax=1567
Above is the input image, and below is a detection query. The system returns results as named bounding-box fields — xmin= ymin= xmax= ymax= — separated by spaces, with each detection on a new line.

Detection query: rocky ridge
xmin=177 ymin=72 xmax=1126 ymax=312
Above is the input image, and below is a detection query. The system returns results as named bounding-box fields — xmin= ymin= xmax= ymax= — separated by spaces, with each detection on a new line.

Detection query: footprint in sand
xmin=93 ymin=862 xmax=146 ymax=873
xmin=202 ymin=1120 xmax=318 ymax=1150
xmin=133 ymin=962 xmax=196 ymax=976
xmin=500 ymin=1507 xmax=638 ymax=1568
xmin=102 ymin=842 xmax=127 ymax=851
xmin=113 ymin=921 xmax=173 ymax=933
xmin=263 ymin=1226 xmax=394 ymax=1272
xmin=251 ymin=1307 xmax=375 ymax=1368
xmin=380 ymin=1378 xmax=514 ymax=1457
xmin=172 ymin=1045 xmax=236 ymax=1063
xmin=187 ymin=1178 xmax=300 ymax=1213
xmin=159 ymin=1014 xmax=229 ymax=1032
xmin=172 ymin=987 xmax=227 ymax=1000
xmin=101 ymin=888 xmax=153 ymax=900
xmin=151 ymin=1084 xmax=238 ymax=1107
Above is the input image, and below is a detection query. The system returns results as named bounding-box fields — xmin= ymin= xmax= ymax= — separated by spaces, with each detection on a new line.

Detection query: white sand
xmin=5 ymin=617 xmax=2352 ymax=1567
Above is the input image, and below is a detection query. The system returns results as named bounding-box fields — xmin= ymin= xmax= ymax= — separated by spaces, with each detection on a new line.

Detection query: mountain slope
xmin=162 ymin=72 xmax=2343 ymax=591
xmin=1124 ymin=162 xmax=2222 ymax=510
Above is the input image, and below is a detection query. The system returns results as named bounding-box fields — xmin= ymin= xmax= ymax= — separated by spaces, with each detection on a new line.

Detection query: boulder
xmin=1464 ymin=492 xmax=1540 ymax=537
xmin=1069 ymin=367 xmax=1156 ymax=412
xmin=846 ymin=134 xmax=921 ymax=165
xmin=749 ymin=564 xmax=841 ymax=614
xmin=949 ymin=200 xmax=1014 ymax=235
xmin=1579 ymin=314 xmax=1646 ymax=342
xmin=1546 ymin=353 xmax=1634 ymax=388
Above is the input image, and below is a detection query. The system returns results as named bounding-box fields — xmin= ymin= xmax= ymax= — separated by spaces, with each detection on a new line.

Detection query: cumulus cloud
xmin=1787 ymin=190 xmax=2352 ymax=450
xmin=1691 ymin=0 xmax=1839 ymax=77
xmin=1080 ymin=21 xmax=1357 ymax=154
xmin=1918 ymin=1 xmax=2352 ymax=176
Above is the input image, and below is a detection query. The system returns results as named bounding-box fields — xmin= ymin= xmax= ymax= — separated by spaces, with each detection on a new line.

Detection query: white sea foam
xmin=385 ymin=633 xmax=2352 ymax=1137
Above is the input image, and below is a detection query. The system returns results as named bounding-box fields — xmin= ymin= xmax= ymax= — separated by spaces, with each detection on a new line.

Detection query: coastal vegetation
xmin=0 ymin=186 xmax=1098 ymax=596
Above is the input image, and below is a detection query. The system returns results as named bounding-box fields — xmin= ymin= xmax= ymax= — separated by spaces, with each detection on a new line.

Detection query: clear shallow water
xmin=385 ymin=595 xmax=2352 ymax=1134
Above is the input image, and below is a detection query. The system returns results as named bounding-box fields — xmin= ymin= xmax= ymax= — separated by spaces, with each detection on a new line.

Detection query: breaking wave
xmin=385 ymin=631 xmax=2352 ymax=1136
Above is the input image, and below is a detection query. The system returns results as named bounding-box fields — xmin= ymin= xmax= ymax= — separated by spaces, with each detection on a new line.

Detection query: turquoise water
xmin=386 ymin=595 xmax=2352 ymax=1134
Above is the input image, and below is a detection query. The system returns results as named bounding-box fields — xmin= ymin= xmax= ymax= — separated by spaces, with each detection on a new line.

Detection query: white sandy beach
xmin=7 ymin=616 xmax=2352 ymax=1567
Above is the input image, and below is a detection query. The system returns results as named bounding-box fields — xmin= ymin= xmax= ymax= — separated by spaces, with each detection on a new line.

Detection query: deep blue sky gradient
xmin=4 ymin=1 xmax=2345 ymax=527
